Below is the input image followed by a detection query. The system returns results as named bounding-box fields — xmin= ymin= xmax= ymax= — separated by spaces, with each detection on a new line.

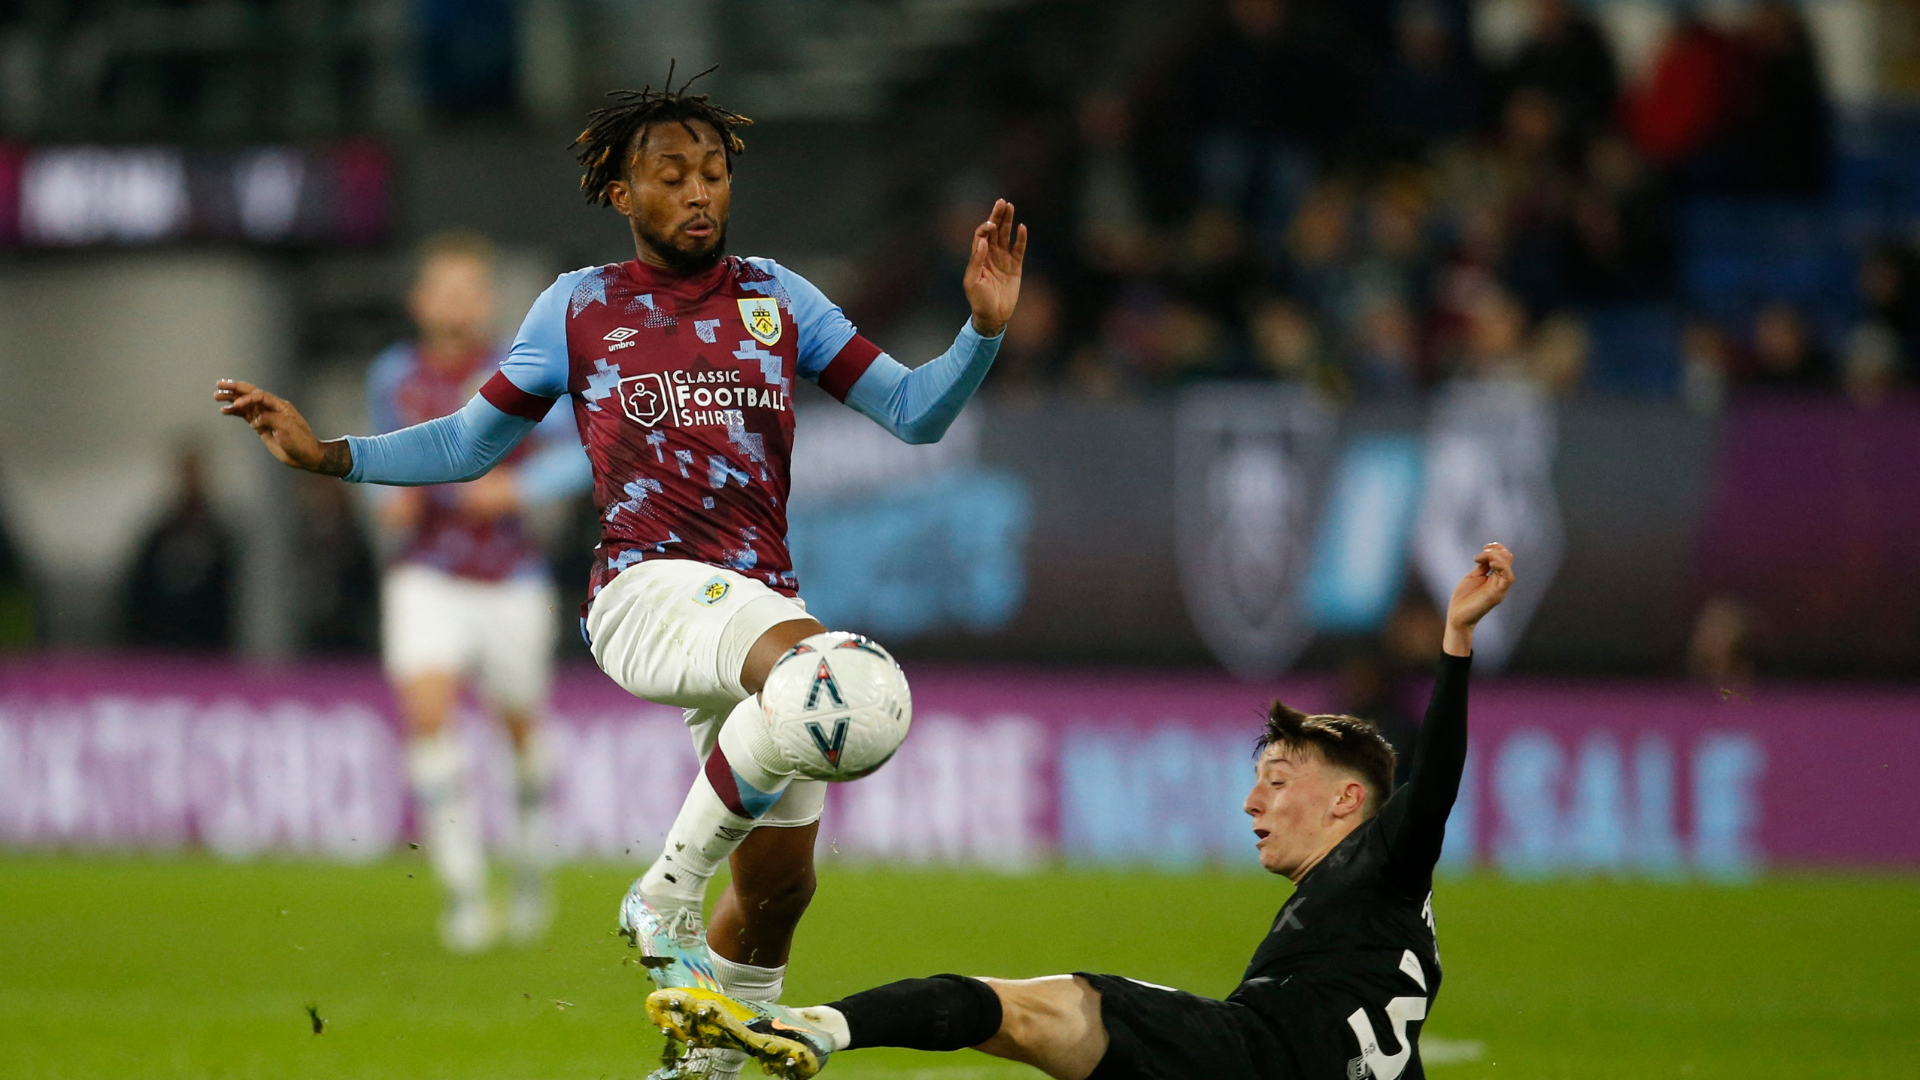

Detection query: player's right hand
xmin=214 ymin=379 xmax=348 ymax=476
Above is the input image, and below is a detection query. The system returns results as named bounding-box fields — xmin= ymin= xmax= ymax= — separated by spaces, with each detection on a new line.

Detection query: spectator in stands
xmin=1459 ymin=285 xmax=1532 ymax=380
xmin=1279 ymin=179 xmax=1358 ymax=327
xmin=1746 ymin=301 xmax=1833 ymax=389
xmin=1528 ymin=311 xmax=1591 ymax=394
xmin=1559 ymin=134 xmax=1674 ymax=302
xmin=1626 ymin=11 xmax=1744 ymax=176
xmin=1246 ymin=293 xmax=1330 ymax=386
xmin=1499 ymin=0 xmax=1618 ymax=147
xmin=1859 ymin=242 xmax=1920 ymax=368
xmin=289 ymin=471 xmax=378 ymax=654
xmin=1185 ymin=0 xmax=1363 ymax=241
xmin=1688 ymin=594 xmax=1758 ymax=687
xmin=1841 ymin=323 xmax=1901 ymax=408
xmin=1371 ymin=0 xmax=1481 ymax=164
xmin=1070 ymin=91 xmax=1158 ymax=279
xmin=1680 ymin=318 xmax=1732 ymax=414
xmin=1726 ymin=1 xmax=1832 ymax=198
xmin=0 ymin=469 xmax=33 ymax=649
xmin=124 ymin=441 xmax=238 ymax=651
xmin=985 ymin=275 xmax=1065 ymax=397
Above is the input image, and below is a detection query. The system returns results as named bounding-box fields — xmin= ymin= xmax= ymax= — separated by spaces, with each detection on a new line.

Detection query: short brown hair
xmin=1256 ymin=703 xmax=1399 ymax=818
xmin=416 ymin=228 xmax=495 ymax=272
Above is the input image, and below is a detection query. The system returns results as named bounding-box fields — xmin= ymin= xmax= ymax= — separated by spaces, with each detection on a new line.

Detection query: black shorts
xmin=1077 ymin=973 xmax=1298 ymax=1080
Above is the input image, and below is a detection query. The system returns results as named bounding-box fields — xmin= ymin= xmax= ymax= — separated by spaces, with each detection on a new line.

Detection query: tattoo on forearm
xmin=317 ymin=439 xmax=353 ymax=478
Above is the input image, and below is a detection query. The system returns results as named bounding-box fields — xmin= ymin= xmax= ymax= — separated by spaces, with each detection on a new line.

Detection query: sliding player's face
xmin=613 ymin=120 xmax=731 ymax=273
xmin=1245 ymin=745 xmax=1369 ymax=877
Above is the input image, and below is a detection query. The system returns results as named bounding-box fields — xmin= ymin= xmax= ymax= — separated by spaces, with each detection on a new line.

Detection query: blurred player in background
xmin=650 ymin=546 xmax=1512 ymax=1080
xmin=217 ymin=71 xmax=1024 ymax=1078
xmin=370 ymin=232 xmax=591 ymax=953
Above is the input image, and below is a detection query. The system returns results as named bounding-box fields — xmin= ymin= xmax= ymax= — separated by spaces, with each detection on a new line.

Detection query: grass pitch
xmin=0 ymin=854 xmax=1913 ymax=1079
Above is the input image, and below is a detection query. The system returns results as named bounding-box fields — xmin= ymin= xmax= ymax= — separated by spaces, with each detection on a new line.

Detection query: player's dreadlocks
xmin=572 ymin=62 xmax=752 ymax=207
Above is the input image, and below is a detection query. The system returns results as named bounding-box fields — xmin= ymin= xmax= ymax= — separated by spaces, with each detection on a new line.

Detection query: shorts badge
xmin=738 ymin=297 xmax=782 ymax=347
xmin=696 ymin=576 xmax=731 ymax=606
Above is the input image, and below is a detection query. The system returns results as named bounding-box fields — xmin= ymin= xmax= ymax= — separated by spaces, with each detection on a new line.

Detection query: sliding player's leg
xmin=647 ymin=974 xmax=1110 ymax=1080
xmin=386 ymin=566 xmax=493 ymax=953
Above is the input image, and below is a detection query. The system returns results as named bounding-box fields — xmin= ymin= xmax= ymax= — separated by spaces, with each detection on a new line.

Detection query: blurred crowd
xmin=852 ymin=0 xmax=1920 ymax=408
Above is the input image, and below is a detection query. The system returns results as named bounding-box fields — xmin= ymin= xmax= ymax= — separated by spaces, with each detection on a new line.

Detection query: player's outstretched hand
xmin=214 ymin=379 xmax=351 ymax=476
xmin=1442 ymin=543 xmax=1515 ymax=657
xmin=963 ymin=198 xmax=1027 ymax=338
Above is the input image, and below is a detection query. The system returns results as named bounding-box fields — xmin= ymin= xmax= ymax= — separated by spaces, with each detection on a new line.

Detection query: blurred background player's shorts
xmin=381 ymin=563 xmax=556 ymax=712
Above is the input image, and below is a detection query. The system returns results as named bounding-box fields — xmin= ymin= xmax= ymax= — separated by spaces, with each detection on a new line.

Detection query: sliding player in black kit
xmin=642 ymin=542 xmax=1516 ymax=1080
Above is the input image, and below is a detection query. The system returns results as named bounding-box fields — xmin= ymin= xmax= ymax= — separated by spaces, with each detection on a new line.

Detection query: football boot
xmin=646 ymin=987 xmax=834 ymax=1080
xmin=618 ymin=884 xmax=723 ymax=992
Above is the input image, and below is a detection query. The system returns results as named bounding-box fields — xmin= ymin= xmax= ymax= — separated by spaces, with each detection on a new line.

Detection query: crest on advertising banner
xmin=1414 ymin=378 xmax=1565 ymax=670
xmin=1175 ymin=385 xmax=1338 ymax=679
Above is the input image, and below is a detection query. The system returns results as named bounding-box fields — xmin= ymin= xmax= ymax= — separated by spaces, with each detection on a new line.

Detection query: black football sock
xmin=829 ymin=974 xmax=1003 ymax=1052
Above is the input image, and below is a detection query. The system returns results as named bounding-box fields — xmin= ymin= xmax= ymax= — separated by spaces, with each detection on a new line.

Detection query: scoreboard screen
xmin=0 ymin=142 xmax=389 ymax=248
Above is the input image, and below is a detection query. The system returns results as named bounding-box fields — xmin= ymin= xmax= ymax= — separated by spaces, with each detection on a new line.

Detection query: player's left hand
xmin=963 ymin=198 xmax=1027 ymax=338
xmin=1446 ymin=542 xmax=1515 ymax=630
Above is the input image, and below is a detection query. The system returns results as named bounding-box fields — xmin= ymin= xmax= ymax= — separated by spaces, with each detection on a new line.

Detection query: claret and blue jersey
xmin=342 ymin=255 xmax=1002 ymax=608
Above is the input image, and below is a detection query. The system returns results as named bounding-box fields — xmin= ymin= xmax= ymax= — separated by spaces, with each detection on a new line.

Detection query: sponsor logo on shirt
xmin=606 ymin=326 xmax=640 ymax=351
xmin=616 ymin=366 xmax=786 ymax=429
xmin=738 ymin=298 xmax=781 ymax=347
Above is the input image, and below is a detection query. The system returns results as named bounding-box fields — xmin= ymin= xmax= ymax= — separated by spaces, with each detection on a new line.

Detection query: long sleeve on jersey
xmin=1378 ymin=652 xmax=1472 ymax=894
xmin=841 ymin=320 xmax=1003 ymax=445
xmin=343 ymin=395 xmax=536 ymax=485
xmin=758 ymin=259 xmax=1001 ymax=446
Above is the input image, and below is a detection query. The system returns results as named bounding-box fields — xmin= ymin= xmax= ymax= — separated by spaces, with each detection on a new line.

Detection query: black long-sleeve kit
xmin=1079 ymin=653 xmax=1473 ymax=1080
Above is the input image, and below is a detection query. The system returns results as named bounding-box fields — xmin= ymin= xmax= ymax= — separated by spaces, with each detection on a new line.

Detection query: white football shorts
xmin=381 ymin=564 xmax=557 ymax=713
xmin=585 ymin=558 xmax=826 ymax=829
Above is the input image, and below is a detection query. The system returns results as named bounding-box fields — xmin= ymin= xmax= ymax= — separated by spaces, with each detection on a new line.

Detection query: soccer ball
xmin=760 ymin=632 xmax=912 ymax=781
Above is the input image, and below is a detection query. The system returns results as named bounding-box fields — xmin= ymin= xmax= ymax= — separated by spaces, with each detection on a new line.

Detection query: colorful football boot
xmin=646 ymin=987 xmax=835 ymax=1080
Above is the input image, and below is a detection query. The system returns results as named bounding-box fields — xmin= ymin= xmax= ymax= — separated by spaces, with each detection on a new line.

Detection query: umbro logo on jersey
xmin=604 ymin=326 xmax=639 ymax=341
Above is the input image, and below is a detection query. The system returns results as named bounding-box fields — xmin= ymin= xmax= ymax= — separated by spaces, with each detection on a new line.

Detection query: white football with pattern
xmin=760 ymin=631 xmax=912 ymax=782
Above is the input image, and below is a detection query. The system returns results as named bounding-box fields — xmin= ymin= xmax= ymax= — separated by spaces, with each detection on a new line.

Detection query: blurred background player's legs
xmin=474 ymin=573 xmax=560 ymax=946
xmin=386 ymin=564 xmax=559 ymax=953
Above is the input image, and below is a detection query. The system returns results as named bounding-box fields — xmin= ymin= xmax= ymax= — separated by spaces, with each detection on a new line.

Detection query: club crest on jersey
xmin=805 ymin=718 xmax=849 ymax=768
xmin=738 ymin=298 xmax=782 ymax=347
xmin=695 ymin=575 xmax=731 ymax=606
xmin=804 ymin=659 xmax=846 ymax=710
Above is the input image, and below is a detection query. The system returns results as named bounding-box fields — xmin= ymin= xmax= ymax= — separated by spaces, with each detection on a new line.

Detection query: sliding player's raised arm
xmin=1379 ymin=543 xmax=1514 ymax=893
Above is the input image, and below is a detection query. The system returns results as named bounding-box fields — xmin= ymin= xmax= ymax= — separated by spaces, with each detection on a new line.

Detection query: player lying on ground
xmin=216 ymin=70 xmax=1024 ymax=1080
xmin=648 ymin=544 xmax=1514 ymax=1080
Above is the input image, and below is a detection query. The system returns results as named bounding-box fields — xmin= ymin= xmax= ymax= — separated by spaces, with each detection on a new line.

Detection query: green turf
xmin=0 ymin=854 xmax=1914 ymax=1079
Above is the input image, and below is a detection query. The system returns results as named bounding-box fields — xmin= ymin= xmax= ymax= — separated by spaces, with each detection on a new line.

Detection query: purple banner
xmin=2 ymin=657 xmax=1916 ymax=872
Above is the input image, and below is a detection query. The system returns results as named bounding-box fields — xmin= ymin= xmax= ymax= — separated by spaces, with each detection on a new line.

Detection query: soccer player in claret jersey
xmin=216 ymin=71 xmax=1024 ymax=1080
xmin=368 ymin=232 xmax=591 ymax=953
xmin=647 ymin=545 xmax=1513 ymax=1080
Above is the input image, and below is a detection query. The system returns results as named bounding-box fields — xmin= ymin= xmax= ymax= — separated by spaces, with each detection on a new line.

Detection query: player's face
xmin=409 ymin=254 xmax=495 ymax=347
xmin=1245 ymin=745 xmax=1367 ymax=878
xmin=610 ymin=120 xmax=731 ymax=274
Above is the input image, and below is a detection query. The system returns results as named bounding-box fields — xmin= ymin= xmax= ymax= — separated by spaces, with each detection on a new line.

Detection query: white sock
xmin=407 ymin=731 xmax=486 ymax=901
xmin=709 ymin=951 xmax=785 ymax=1003
xmin=511 ymin=731 xmax=555 ymax=883
xmin=639 ymin=696 xmax=795 ymax=913
xmin=793 ymin=1005 xmax=852 ymax=1052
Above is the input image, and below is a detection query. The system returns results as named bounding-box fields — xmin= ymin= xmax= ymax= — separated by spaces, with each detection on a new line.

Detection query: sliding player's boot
xmin=646 ymin=987 xmax=834 ymax=1080
xmin=618 ymin=884 xmax=723 ymax=992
